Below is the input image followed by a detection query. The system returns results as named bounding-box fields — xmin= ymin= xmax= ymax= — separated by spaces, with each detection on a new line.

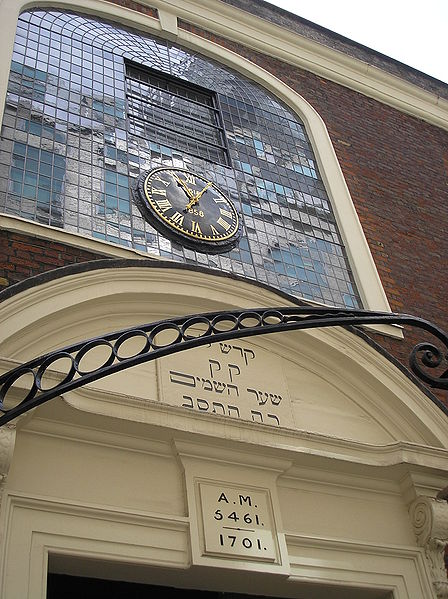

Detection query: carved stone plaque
xmin=158 ymin=340 xmax=293 ymax=427
xmin=198 ymin=482 xmax=278 ymax=562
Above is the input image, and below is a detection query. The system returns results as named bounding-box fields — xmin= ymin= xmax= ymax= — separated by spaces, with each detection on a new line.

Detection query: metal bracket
xmin=1 ymin=307 xmax=447 ymax=426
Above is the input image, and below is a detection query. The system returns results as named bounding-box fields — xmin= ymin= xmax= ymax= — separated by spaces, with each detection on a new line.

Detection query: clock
xmin=133 ymin=167 xmax=241 ymax=254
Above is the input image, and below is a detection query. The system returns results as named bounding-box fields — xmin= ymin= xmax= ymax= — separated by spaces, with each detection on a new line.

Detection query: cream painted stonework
xmin=175 ymin=439 xmax=291 ymax=575
xmin=410 ymin=497 xmax=448 ymax=599
xmin=0 ymin=265 xmax=447 ymax=448
xmin=0 ymin=0 xmax=447 ymax=594
xmin=159 ymin=339 xmax=293 ymax=427
xmin=198 ymin=482 xmax=278 ymax=561
xmin=0 ymin=266 xmax=447 ymax=598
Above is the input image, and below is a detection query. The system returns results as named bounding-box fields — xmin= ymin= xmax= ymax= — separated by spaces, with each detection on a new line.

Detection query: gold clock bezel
xmin=144 ymin=170 xmax=239 ymax=242
xmin=133 ymin=167 xmax=241 ymax=254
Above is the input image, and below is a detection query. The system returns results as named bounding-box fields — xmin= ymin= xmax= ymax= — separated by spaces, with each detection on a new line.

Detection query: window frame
xmin=0 ymin=0 xmax=399 ymax=336
xmin=125 ymin=60 xmax=231 ymax=166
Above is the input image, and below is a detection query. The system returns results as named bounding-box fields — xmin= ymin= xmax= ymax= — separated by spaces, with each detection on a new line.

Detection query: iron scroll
xmin=1 ymin=307 xmax=447 ymax=426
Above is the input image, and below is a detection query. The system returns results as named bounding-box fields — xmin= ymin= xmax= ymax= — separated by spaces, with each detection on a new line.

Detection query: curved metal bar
xmin=1 ymin=307 xmax=447 ymax=426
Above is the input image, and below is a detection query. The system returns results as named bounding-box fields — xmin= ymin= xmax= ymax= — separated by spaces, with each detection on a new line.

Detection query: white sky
xmin=264 ymin=0 xmax=448 ymax=84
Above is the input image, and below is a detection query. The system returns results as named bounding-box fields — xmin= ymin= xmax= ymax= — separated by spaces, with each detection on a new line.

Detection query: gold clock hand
xmin=172 ymin=172 xmax=195 ymax=201
xmin=195 ymin=181 xmax=213 ymax=200
xmin=185 ymin=197 xmax=198 ymax=210
xmin=185 ymin=181 xmax=213 ymax=209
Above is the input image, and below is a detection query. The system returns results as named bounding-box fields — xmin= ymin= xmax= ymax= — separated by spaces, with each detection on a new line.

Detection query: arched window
xmin=0 ymin=7 xmax=389 ymax=313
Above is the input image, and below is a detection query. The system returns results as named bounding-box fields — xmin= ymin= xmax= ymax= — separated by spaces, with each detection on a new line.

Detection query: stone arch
xmin=0 ymin=261 xmax=446 ymax=447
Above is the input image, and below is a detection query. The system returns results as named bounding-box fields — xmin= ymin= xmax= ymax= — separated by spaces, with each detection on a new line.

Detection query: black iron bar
xmin=1 ymin=307 xmax=447 ymax=426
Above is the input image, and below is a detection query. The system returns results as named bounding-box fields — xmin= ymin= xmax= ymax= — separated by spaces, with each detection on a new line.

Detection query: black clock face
xmin=133 ymin=167 xmax=240 ymax=253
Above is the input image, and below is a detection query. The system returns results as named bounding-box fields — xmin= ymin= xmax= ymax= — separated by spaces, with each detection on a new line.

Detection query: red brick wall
xmin=0 ymin=230 xmax=103 ymax=286
xmin=104 ymin=0 xmax=157 ymax=18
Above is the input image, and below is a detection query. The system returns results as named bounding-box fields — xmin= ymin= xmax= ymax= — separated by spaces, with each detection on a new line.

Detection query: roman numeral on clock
xmin=152 ymin=187 xmax=167 ymax=196
xmin=217 ymin=216 xmax=231 ymax=231
xmin=191 ymin=221 xmax=202 ymax=235
xmin=155 ymin=198 xmax=172 ymax=213
xmin=219 ymin=208 xmax=233 ymax=219
xmin=171 ymin=211 xmax=185 ymax=226
xmin=152 ymin=175 xmax=170 ymax=187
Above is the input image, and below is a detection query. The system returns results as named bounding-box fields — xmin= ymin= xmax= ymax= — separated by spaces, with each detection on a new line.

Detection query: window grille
xmin=125 ymin=63 xmax=230 ymax=165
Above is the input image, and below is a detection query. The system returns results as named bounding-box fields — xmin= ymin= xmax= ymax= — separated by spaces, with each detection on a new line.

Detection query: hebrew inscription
xmin=158 ymin=340 xmax=293 ymax=427
xmin=198 ymin=482 xmax=278 ymax=562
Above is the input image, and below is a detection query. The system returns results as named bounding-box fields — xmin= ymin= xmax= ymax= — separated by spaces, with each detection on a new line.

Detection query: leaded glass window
xmin=0 ymin=9 xmax=362 ymax=309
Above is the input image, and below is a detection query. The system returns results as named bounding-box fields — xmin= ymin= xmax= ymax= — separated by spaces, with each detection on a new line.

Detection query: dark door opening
xmin=47 ymin=574 xmax=275 ymax=599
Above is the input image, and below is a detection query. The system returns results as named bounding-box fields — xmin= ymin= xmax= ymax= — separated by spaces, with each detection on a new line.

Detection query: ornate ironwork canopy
xmin=1 ymin=306 xmax=447 ymax=426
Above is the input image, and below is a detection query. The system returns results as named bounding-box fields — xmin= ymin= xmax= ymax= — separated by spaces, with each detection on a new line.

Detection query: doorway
xmin=47 ymin=574 xmax=275 ymax=599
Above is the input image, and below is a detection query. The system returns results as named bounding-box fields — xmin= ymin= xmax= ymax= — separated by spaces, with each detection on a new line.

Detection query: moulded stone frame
xmin=0 ymin=264 xmax=447 ymax=450
xmin=0 ymin=483 xmax=438 ymax=597
xmin=0 ymin=264 xmax=447 ymax=597
xmin=174 ymin=438 xmax=291 ymax=575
